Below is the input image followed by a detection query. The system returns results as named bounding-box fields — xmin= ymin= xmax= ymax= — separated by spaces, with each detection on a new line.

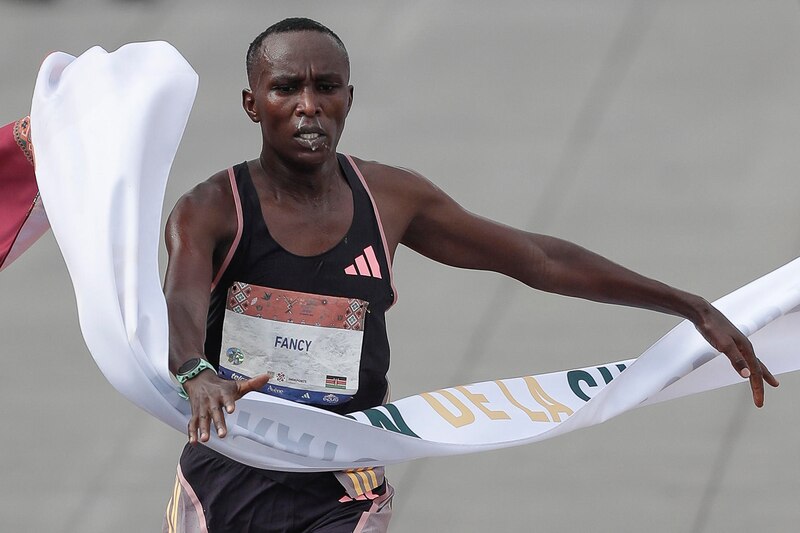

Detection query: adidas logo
xmin=301 ymin=392 xmax=311 ymax=400
xmin=344 ymin=245 xmax=382 ymax=279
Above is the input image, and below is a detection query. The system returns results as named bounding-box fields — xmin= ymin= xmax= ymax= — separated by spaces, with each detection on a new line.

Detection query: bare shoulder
xmin=346 ymin=156 xmax=453 ymax=253
xmin=348 ymin=156 xmax=445 ymax=208
xmin=166 ymin=169 xmax=237 ymax=246
xmin=171 ymin=169 xmax=233 ymax=214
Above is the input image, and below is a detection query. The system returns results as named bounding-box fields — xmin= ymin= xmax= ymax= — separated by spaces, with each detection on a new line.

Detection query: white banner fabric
xmin=31 ymin=42 xmax=800 ymax=473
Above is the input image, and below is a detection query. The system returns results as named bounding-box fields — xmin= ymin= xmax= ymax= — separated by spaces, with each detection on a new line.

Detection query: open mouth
xmin=294 ymin=119 xmax=329 ymax=151
xmin=294 ymin=128 xmax=328 ymax=151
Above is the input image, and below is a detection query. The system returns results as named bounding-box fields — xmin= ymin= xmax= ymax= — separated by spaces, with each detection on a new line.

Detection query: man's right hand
xmin=183 ymin=370 xmax=271 ymax=444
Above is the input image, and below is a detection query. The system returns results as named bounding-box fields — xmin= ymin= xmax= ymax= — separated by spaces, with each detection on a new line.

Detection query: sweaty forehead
xmin=254 ymin=31 xmax=350 ymax=81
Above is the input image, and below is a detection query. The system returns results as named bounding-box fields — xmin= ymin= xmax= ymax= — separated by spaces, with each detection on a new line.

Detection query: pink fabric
xmin=2 ymin=196 xmax=48 ymax=269
xmin=353 ymin=482 xmax=394 ymax=533
xmin=345 ymin=264 xmax=358 ymax=275
xmin=0 ymin=118 xmax=40 ymax=269
xmin=355 ymin=254 xmax=370 ymax=276
xmin=176 ymin=465 xmax=209 ymax=533
xmin=343 ymin=154 xmax=398 ymax=307
xmin=210 ymin=167 xmax=243 ymax=292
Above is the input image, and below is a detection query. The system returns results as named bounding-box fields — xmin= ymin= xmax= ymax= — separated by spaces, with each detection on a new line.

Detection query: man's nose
xmin=295 ymin=87 xmax=320 ymax=116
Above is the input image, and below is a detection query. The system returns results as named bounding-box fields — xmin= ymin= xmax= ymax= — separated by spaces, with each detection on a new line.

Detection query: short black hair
xmin=246 ymin=17 xmax=349 ymax=82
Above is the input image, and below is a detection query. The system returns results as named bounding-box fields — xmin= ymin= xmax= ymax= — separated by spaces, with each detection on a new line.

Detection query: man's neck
xmin=255 ymin=152 xmax=344 ymax=205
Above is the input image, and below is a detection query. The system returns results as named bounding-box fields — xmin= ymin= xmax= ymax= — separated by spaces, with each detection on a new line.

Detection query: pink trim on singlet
xmin=353 ymin=483 xmax=394 ymax=533
xmin=176 ymin=464 xmax=209 ymax=533
xmin=209 ymin=167 xmax=243 ymax=292
xmin=344 ymin=154 xmax=398 ymax=307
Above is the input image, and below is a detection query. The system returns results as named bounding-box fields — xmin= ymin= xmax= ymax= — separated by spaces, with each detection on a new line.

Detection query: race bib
xmin=219 ymin=282 xmax=367 ymax=406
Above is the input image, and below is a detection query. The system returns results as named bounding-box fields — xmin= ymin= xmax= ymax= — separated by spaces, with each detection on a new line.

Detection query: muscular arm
xmin=403 ymin=181 xmax=698 ymax=315
xmin=164 ymin=175 xmax=233 ymax=373
xmin=365 ymin=163 xmax=778 ymax=406
xmin=164 ymin=174 xmax=269 ymax=443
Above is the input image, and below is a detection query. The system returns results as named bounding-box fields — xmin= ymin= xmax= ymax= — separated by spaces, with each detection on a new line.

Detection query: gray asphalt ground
xmin=1 ymin=1 xmax=799 ymax=532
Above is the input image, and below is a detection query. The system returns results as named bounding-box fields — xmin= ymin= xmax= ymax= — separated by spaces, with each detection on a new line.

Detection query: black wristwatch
xmin=175 ymin=357 xmax=216 ymax=399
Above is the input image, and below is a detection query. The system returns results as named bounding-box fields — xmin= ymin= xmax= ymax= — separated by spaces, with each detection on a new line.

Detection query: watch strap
xmin=175 ymin=358 xmax=216 ymax=399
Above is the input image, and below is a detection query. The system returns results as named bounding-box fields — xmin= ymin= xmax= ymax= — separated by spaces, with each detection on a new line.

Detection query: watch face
xmin=178 ymin=357 xmax=202 ymax=375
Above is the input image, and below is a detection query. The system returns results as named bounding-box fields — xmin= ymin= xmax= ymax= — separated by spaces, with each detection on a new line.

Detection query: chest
xmin=255 ymin=183 xmax=354 ymax=258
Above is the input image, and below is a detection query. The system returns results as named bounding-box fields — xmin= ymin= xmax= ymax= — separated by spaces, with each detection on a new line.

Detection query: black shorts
xmin=163 ymin=443 xmax=393 ymax=533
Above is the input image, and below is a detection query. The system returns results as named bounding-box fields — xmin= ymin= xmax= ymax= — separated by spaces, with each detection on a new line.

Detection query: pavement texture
xmin=1 ymin=1 xmax=799 ymax=532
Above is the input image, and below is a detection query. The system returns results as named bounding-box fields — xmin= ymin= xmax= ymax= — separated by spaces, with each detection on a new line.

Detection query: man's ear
xmin=242 ymin=88 xmax=260 ymax=123
xmin=346 ymin=85 xmax=354 ymax=116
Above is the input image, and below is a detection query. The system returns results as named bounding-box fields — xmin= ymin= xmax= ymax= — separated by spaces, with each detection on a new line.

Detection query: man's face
xmin=244 ymin=31 xmax=353 ymax=167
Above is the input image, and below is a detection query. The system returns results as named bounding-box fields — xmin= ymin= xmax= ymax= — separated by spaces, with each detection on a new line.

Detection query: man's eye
xmin=318 ymin=84 xmax=337 ymax=92
xmin=275 ymin=86 xmax=296 ymax=93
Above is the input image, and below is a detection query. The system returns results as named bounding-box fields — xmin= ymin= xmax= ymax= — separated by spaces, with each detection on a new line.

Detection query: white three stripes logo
xmin=344 ymin=245 xmax=382 ymax=279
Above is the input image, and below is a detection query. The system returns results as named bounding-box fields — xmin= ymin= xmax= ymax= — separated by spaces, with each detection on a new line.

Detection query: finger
xmin=759 ymin=359 xmax=780 ymax=388
xmin=734 ymin=339 xmax=768 ymax=407
xmin=210 ymin=405 xmax=228 ymax=438
xmin=734 ymin=341 xmax=764 ymax=407
xmin=236 ymin=373 xmax=271 ymax=399
xmin=721 ymin=342 xmax=763 ymax=407
xmin=749 ymin=371 xmax=765 ymax=408
xmin=198 ymin=408 xmax=212 ymax=442
xmin=188 ymin=416 xmax=199 ymax=445
xmin=221 ymin=388 xmax=239 ymax=414
xmin=723 ymin=343 xmax=750 ymax=378
xmin=224 ymin=398 xmax=236 ymax=415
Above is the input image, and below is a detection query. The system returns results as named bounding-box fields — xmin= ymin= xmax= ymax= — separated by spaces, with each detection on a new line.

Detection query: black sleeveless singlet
xmin=204 ymin=154 xmax=395 ymax=415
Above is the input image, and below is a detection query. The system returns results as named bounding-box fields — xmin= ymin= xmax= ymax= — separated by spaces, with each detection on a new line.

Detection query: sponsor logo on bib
xmin=323 ymin=394 xmax=340 ymax=404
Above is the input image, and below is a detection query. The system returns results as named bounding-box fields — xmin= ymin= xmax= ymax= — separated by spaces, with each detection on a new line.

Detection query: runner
xmin=163 ymin=17 xmax=778 ymax=532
